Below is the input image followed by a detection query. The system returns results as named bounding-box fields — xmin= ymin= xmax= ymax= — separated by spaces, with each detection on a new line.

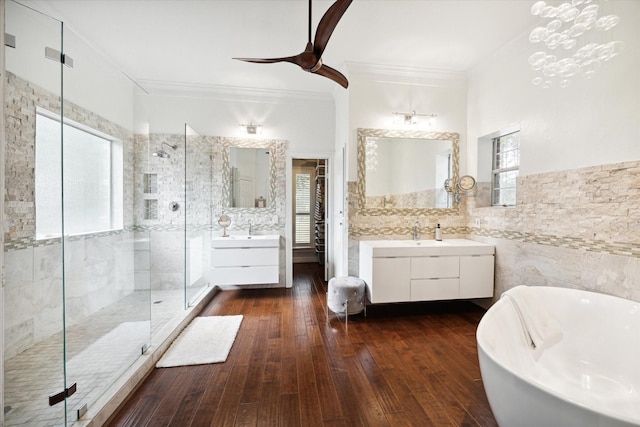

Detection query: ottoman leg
xmin=345 ymin=298 xmax=349 ymax=326
xmin=364 ymin=288 xmax=367 ymax=317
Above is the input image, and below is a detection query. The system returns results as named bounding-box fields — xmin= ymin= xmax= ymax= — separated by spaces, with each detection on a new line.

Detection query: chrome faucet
xmin=248 ymin=220 xmax=252 ymax=235
xmin=412 ymin=220 xmax=421 ymax=240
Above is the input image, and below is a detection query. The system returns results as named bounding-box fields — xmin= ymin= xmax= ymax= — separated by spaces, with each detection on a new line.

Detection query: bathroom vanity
xmin=211 ymin=235 xmax=280 ymax=285
xmin=359 ymin=239 xmax=494 ymax=304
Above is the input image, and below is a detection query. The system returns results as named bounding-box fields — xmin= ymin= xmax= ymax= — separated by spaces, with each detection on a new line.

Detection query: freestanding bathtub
xmin=477 ymin=286 xmax=640 ymax=427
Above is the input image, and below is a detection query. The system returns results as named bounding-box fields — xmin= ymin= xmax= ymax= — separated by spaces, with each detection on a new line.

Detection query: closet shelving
xmin=314 ymin=160 xmax=325 ymax=265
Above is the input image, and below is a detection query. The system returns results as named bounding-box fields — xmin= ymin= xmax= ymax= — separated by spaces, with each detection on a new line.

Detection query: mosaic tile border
xmin=469 ymin=227 xmax=640 ymax=258
xmin=356 ymin=128 xmax=461 ymax=216
xmin=350 ymin=225 xmax=640 ymax=259
xmin=350 ymin=225 xmax=468 ymax=237
xmin=5 ymin=223 xmax=285 ymax=251
xmin=4 ymin=227 xmax=133 ymax=252
xmin=354 ymin=207 xmax=461 ymax=217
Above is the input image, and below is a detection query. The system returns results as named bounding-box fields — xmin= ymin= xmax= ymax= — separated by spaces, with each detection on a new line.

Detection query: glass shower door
xmin=60 ymin=23 xmax=151 ymax=424
xmin=184 ymin=124 xmax=211 ymax=308
xmin=4 ymin=1 xmax=67 ymax=425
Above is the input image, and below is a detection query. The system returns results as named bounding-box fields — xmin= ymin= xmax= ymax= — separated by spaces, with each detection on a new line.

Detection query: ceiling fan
xmin=234 ymin=0 xmax=353 ymax=88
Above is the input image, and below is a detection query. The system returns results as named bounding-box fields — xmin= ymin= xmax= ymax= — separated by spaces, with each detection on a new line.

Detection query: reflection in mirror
xmin=221 ymin=138 xmax=276 ymax=211
xmin=229 ymin=147 xmax=271 ymax=208
xmin=365 ymin=137 xmax=453 ymax=209
xmin=357 ymin=128 xmax=460 ymax=215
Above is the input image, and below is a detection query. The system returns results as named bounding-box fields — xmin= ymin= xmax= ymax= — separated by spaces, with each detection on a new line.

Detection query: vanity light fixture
xmin=239 ymin=122 xmax=263 ymax=135
xmin=392 ymin=111 xmax=437 ymax=126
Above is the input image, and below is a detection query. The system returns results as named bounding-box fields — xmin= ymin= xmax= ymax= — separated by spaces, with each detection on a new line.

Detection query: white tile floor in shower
xmin=4 ymin=289 xmax=194 ymax=427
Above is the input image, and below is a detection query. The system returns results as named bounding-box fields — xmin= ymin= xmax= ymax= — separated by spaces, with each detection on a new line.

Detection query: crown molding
xmin=137 ymin=79 xmax=334 ymax=103
xmin=346 ymin=62 xmax=467 ymax=88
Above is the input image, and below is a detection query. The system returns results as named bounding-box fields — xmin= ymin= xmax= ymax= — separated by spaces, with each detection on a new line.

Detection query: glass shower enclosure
xmin=2 ymin=2 xmax=212 ymax=425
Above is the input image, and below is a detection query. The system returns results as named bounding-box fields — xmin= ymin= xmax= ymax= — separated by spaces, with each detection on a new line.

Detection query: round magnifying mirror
xmin=218 ymin=214 xmax=231 ymax=237
xmin=457 ymin=175 xmax=477 ymax=193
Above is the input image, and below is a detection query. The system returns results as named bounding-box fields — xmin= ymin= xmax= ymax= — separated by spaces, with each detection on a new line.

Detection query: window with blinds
xmin=294 ymin=173 xmax=312 ymax=246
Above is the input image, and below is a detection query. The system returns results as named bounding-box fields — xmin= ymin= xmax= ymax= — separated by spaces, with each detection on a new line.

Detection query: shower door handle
xmin=48 ymin=382 xmax=77 ymax=406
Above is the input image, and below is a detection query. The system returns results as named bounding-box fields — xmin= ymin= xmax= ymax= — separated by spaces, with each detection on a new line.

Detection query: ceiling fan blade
xmin=313 ymin=63 xmax=349 ymax=88
xmin=234 ymin=55 xmax=300 ymax=65
xmin=313 ymin=0 xmax=353 ymax=58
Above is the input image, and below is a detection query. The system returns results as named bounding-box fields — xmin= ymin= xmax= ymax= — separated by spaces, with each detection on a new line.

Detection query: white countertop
xmin=359 ymin=238 xmax=494 ymax=257
xmin=212 ymin=234 xmax=280 ymax=248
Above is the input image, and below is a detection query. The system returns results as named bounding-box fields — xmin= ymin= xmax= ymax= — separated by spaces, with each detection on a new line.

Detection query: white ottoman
xmin=327 ymin=276 xmax=366 ymax=324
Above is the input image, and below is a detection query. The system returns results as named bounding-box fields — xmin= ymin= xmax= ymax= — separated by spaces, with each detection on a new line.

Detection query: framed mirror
xmin=357 ymin=128 xmax=460 ymax=215
xmin=221 ymin=138 xmax=277 ymax=210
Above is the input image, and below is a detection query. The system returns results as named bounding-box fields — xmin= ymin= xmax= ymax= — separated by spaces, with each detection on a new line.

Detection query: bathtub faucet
xmin=412 ymin=220 xmax=421 ymax=240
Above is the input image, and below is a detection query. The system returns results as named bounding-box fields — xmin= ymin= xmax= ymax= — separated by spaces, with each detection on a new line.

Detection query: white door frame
xmin=286 ymin=152 xmax=333 ymax=287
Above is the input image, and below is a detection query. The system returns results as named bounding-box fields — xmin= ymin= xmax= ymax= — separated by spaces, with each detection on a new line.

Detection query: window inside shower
xmin=34 ymin=109 xmax=124 ymax=238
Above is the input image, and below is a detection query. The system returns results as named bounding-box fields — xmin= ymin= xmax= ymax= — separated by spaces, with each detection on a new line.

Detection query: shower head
xmin=153 ymin=149 xmax=170 ymax=158
xmin=152 ymin=142 xmax=177 ymax=159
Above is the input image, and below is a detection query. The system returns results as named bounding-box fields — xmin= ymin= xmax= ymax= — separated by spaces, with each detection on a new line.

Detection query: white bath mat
xmin=156 ymin=315 xmax=243 ymax=368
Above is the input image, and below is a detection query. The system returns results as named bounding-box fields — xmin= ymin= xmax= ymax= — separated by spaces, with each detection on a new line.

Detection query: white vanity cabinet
xmin=370 ymin=257 xmax=411 ymax=303
xmin=359 ymin=239 xmax=494 ymax=304
xmin=211 ymin=235 xmax=280 ymax=285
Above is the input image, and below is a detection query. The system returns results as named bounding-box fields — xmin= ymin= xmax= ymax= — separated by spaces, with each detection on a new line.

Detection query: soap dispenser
xmin=435 ymin=223 xmax=442 ymax=241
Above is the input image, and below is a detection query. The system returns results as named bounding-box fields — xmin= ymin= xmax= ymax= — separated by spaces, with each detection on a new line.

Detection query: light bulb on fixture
xmin=392 ymin=111 xmax=437 ymax=127
xmin=239 ymin=122 xmax=263 ymax=135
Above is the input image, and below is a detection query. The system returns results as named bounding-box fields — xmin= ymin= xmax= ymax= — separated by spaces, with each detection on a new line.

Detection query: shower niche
xmin=143 ymin=174 xmax=158 ymax=220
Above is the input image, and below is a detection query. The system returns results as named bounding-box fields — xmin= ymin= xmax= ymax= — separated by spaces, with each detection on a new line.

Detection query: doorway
xmin=291 ymin=158 xmax=327 ymax=270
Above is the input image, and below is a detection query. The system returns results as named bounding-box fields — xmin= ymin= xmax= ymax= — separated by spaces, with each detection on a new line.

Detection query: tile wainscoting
xmin=347 ymin=160 xmax=640 ymax=302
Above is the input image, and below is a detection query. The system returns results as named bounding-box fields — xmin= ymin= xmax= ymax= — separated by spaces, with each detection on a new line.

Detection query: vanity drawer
xmin=411 ymin=278 xmax=459 ymax=301
xmin=211 ymin=247 xmax=278 ymax=267
xmin=410 ymin=256 xmax=459 ymax=279
xmin=212 ymin=265 xmax=279 ymax=285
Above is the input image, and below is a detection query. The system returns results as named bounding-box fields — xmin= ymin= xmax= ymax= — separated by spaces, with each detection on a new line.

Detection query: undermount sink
xmin=212 ymin=234 xmax=280 ymax=248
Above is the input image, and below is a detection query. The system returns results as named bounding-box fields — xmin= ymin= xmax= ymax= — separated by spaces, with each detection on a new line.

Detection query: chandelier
xmin=528 ymin=0 xmax=623 ymax=88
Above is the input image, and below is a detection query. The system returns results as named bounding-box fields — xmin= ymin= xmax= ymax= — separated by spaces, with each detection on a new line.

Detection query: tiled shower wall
xmin=4 ymin=72 xmax=136 ymax=357
xmin=348 ymin=160 xmax=640 ymax=302
xmin=133 ymin=131 xmax=215 ymax=292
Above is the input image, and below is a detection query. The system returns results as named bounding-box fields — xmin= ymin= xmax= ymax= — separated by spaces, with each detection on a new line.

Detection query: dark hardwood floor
xmin=106 ymin=263 xmax=497 ymax=426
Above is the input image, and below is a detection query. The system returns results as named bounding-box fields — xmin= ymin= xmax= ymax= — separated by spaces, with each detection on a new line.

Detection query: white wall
xmin=139 ymin=91 xmax=335 ymax=154
xmin=333 ymin=86 xmax=350 ymax=277
xmin=467 ymin=1 xmax=640 ymax=177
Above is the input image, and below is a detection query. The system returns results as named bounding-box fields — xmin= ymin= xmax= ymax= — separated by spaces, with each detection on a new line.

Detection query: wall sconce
xmin=239 ymin=122 xmax=263 ymax=135
xmin=392 ymin=111 xmax=437 ymax=126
